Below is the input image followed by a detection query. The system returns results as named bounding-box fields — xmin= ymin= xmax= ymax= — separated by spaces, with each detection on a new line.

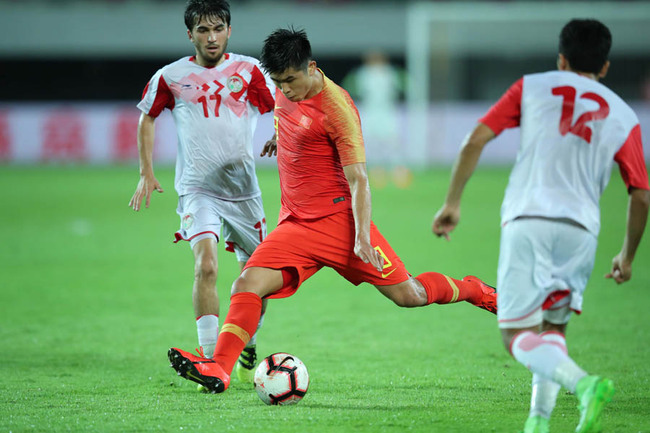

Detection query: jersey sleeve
xmin=323 ymin=85 xmax=366 ymax=166
xmin=479 ymin=78 xmax=523 ymax=135
xmin=614 ymin=124 xmax=650 ymax=191
xmin=136 ymin=69 xmax=175 ymax=118
xmin=247 ymin=62 xmax=275 ymax=115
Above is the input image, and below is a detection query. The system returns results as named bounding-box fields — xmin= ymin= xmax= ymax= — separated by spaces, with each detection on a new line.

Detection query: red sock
xmin=415 ymin=272 xmax=481 ymax=305
xmin=212 ymin=292 xmax=262 ymax=374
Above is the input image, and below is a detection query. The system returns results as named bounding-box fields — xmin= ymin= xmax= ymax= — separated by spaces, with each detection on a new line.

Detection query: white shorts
xmin=174 ymin=192 xmax=266 ymax=262
xmin=497 ymin=217 xmax=597 ymax=329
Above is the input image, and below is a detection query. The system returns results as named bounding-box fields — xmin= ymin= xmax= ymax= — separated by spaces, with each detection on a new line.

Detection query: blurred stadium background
xmin=0 ymin=0 xmax=648 ymax=166
xmin=2 ymin=3 xmax=650 ymax=431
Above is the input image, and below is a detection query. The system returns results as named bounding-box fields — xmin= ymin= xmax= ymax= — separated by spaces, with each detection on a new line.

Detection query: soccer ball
xmin=253 ymin=352 xmax=309 ymax=405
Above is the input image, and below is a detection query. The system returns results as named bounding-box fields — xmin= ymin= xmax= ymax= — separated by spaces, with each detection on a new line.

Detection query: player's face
xmin=270 ymin=61 xmax=319 ymax=102
xmin=188 ymin=15 xmax=231 ymax=67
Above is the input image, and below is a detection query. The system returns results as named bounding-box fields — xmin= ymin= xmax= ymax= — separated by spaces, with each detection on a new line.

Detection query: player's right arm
xmin=432 ymin=123 xmax=495 ymax=240
xmin=129 ymin=112 xmax=164 ymax=211
xmin=433 ymin=78 xmax=522 ymax=240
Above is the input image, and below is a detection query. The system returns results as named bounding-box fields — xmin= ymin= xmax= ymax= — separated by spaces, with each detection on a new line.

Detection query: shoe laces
xmin=195 ymin=347 xmax=206 ymax=358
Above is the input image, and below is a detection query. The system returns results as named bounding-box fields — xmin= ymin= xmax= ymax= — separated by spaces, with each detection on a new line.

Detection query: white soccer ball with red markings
xmin=253 ymin=352 xmax=309 ymax=405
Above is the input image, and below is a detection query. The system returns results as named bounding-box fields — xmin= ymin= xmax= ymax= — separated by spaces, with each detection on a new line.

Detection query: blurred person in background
xmin=128 ymin=0 xmax=276 ymax=385
xmin=433 ymin=18 xmax=649 ymax=433
xmin=343 ymin=50 xmax=411 ymax=189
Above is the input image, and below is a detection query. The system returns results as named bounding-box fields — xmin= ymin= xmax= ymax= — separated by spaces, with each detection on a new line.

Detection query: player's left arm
xmin=251 ymin=62 xmax=277 ymax=158
xmin=606 ymin=124 xmax=650 ymax=283
xmin=606 ymin=187 xmax=650 ymax=284
xmin=248 ymin=63 xmax=275 ymax=115
xmin=260 ymin=133 xmax=277 ymax=157
xmin=343 ymin=162 xmax=384 ymax=272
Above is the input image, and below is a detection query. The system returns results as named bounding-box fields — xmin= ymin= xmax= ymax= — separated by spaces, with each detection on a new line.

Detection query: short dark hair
xmin=184 ymin=0 xmax=231 ymax=31
xmin=260 ymin=27 xmax=312 ymax=75
xmin=559 ymin=19 xmax=612 ymax=74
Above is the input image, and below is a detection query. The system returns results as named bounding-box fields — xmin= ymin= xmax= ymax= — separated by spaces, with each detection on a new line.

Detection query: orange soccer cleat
xmin=463 ymin=275 xmax=497 ymax=314
xmin=168 ymin=347 xmax=230 ymax=393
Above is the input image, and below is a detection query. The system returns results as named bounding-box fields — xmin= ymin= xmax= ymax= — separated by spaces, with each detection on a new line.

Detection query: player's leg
xmin=169 ymin=217 xmax=318 ymax=393
xmin=374 ymin=273 xmax=495 ymax=310
xmin=234 ymin=260 xmax=269 ymax=382
xmin=368 ymin=233 xmax=496 ymax=313
xmin=207 ymin=217 xmax=326 ymax=386
xmin=500 ymin=218 xmax=614 ymax=433
xmin=498 ymin=217 xmax=564 ymax=432
xmin=174 ymin=194 xmax=223 ymax=360
xmin=504 ymin=326 xmax=614 ymax=433
xmin=212 ymin=267 xmax=283 ymax=375
xmin=365 ymin=223 xmax=495 ymax=311
xmin=192 ymin=237 xmax=220 ymax=358
xmin=220 ymin=198 xmax=269 ymax=382
xmin=525 ymin=319 xmax=568 ymax=429
xmin=168 ymin=266 xmax=282 ymax=393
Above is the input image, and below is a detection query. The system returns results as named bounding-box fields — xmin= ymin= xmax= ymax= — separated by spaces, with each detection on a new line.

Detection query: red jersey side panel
xmin=275 ymin=73 xmax=366 ymax=222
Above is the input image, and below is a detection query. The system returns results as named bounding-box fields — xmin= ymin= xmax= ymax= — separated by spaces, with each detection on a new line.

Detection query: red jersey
xmin=274 ymin=71 xmax=366 ymax=222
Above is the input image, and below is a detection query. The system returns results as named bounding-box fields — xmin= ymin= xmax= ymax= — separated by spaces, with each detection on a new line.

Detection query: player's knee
xmin=378 ymin=280 xmax=427 ymax=308
xmin=195 ymin=256 xmax=218 ymax=282
xmin=231 ymin=274 xmax=255 ymax=294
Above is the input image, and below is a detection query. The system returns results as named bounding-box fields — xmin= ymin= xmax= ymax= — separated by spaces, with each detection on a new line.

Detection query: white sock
xmin=529 ymin=332 xmax=566 ymax=418
xmin=247 ymin=314 xmax=265 ymax=347
xmin=511 ymin=331 xmax=586 ymax=394
xmin=196 ymin=314 xmax=219 ymax=358
xmin=553 ymin=360 xmax=587 ymax=394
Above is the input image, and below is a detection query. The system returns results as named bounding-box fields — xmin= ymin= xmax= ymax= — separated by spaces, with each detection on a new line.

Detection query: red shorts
xmin=244 ymin=209 xmax=410 ymax=299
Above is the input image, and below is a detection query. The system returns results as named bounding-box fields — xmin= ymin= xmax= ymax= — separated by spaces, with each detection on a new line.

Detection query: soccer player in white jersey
xmin=128 ymin=0 xmax=276 ymax=384
xmin=432 ymin=19 xmax=649 ymax=433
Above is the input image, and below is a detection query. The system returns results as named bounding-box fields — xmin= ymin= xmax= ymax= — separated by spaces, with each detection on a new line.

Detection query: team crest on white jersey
xmin=182 ymin=213 xmax=194 ymax=230
xmin=227 ymin=76 xmax=244 ymax=92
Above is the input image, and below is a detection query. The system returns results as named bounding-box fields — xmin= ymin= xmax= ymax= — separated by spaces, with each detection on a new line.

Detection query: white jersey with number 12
xmin=480 ymin=70 xmax=649 ymax=236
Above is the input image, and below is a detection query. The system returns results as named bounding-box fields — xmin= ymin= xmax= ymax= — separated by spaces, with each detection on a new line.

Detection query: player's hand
xmin=129 ymin=174 xmax=164 ymax=211
xmin=354 ymin=239 xmax=384 ymax=273
xmin=432 ymin=204 xmax=460 ymax=241
xmin=605 ymin=252 xmax=632 ymax=284
xmin=260 ymin=137 xmax=277 ymax=157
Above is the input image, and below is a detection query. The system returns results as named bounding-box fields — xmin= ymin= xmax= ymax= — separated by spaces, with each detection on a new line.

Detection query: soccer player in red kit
xmin=167 ymin=27 xmax=497 ymax=394
xmin=433 ymin=19 xmax=649 ymax=433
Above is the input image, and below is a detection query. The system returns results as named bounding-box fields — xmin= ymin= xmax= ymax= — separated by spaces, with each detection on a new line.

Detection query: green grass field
xmin=1 ymin=165 xmax=648 ymax=433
